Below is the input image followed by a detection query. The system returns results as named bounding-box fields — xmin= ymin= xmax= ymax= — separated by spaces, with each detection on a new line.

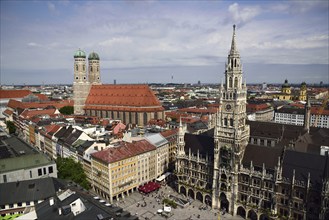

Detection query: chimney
xmin=49 ymin=197 xmax=54 ymax=206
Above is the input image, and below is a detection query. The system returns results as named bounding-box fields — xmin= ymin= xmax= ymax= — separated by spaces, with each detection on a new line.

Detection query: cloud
xmin=227 ymin=3 xmax=261 ymax=26
xmin=1 ymin=1 xmax=328 ymax=84
xmin=27 ymin=42 xmax=42 ymax=47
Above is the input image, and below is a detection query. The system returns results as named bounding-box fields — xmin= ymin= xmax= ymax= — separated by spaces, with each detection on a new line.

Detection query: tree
xmin=56 ymin=157 xmax=90 ymax=189
xmin=59 ymin=106 xmax=74 ymax=115
xmin=6 ymin=121 xmax=16 ymax=134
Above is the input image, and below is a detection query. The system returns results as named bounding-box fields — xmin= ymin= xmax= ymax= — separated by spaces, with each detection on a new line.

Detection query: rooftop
xmin=0 ymin=177 xmax=56 ymax=206
xmin=84 ymin=84 xmax=164 ymax=112
xmin=91 ymin=139 xmax=156 ymax=164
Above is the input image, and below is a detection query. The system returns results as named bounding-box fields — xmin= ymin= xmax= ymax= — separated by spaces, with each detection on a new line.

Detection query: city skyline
xmin=1 ymin=0 xmax=328 ymax=85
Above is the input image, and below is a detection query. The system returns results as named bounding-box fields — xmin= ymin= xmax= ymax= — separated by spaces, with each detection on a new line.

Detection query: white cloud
xmin=27 ymin=42 xmax=42 ymax=47
xmin=228 ymin=3 xmax=261 ymax=26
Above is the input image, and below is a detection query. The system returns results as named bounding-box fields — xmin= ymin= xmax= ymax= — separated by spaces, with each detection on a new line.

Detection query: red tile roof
xmin=7 ymin=99 xmax=73 ymax=110
xmin=3 ymin=109 xmax=13 ymax=116
xmin=160 ymin=129 xmax=178 ymax=138
xmin=91 ymin=139 xmax=156 ymax=164
xmin=35 ymin=94 xmax=49 ymax=101
xmin=84 ymin=84 xmax=164 ymax=112
xmin=0 ymin=89 xmax=31 ymax=99
xmin=311 ymin=107 xmax=329 ymax=116
xmin=20 ymin=109 xmax=58 ymax=119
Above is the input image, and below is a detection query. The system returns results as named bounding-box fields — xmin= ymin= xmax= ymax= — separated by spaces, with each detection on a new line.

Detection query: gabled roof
xmin=54 ymin=126 xmax=74 ymax=139
xmin=84 ymin=84 xmax=164 ymax=112
xmin=64 ymin=130 xmax=83 ymax=146
xmin=0 ymin=89 xmax=31 ymax=99
xmin=20 ymin=108 xmax=58 ymax=119
xmin=91 ymin=140 xmax=156 ymax=164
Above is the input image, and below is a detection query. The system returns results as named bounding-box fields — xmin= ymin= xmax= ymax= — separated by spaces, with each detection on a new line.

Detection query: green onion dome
xmin=88 ymin=52 xmax=100 ymax=60
xmin=74 ymin=49 xmax=86 ymax=58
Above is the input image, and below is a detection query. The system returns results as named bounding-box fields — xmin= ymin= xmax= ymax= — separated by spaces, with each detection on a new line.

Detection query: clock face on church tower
xmin=225 ymin=104 xmax=232 ymax=111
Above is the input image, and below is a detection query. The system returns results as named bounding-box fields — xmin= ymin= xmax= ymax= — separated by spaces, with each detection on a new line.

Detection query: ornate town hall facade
xmin=175 ymin=25 xmax=329 ymax=220
xmin=176 ymin=24 xmax=249 ymax=215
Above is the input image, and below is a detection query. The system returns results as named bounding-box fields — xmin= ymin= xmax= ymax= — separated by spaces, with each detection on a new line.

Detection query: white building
xmin=274 ymin=107 xmax=304 ymax=126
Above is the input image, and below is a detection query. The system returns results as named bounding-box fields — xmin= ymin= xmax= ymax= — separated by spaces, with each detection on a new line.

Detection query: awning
xmin=138 ymin=182 xmax=161 ymax=194
xmin=156 ymin=172 xmax=171 ymax=182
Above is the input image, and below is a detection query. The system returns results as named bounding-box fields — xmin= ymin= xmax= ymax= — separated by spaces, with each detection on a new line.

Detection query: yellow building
xmin=91 ymin=140 xmax=156 ymax=202
xmin=274 ymin=80 xmax=307 ymax=101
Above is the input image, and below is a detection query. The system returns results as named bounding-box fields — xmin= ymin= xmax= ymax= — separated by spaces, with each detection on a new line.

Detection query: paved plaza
xmin=113 ymin=185 xmax=244 ymax=220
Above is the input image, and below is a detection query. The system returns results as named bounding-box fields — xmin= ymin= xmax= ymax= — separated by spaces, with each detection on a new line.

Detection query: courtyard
xmin=115 ymin=184 xmax=244 ymax=220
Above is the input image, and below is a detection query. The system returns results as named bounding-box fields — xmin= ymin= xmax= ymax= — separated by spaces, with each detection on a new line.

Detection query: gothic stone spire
xmin=230 ymin=24 xmax=239 ymax=56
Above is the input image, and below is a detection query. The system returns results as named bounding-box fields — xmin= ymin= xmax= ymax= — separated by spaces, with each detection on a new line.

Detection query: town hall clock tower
xmin=212 ymin=25 xmax=250 ymax=215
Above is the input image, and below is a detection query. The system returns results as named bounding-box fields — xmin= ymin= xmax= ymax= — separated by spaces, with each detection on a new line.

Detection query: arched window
xmin=234 ymin=77 xmax=238 ymax=88
xmin=234 ymin=59 xmax=237 ymax=67
xmin=230 ymin=118 xmax=233 ymax=126
xmin=75 ymin=64 xmax=78 ymax=71
xmin=231 ymin=59 xmax=233 ymax=68
xmin=90 ymin=66 xmax=93 ymax=72
xmin=224 ymin=118 xmax=228 ymax=126
xmin=229 ymin=77 xmax=233 ymax=88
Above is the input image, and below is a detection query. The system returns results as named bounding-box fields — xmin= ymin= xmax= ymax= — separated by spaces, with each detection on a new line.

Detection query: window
xmin=17 ymin=203 xmax=22 ymax=207
xmin=48 ymin=166 xmax=53 ymax=174
xmin=3 ymin=175 xmax=7 ymax=183
xmin=43 ymin=167 xmax=46 ymax=175
xmin=38 ymin=168 xmax=42 ymax=176
xmin=30 ymin=170 xmax=32 ymax=178
xmin=9 ymin=204 xmax=13 ymax=208
xmin=26 ymin=201 xmax=30 ymax=206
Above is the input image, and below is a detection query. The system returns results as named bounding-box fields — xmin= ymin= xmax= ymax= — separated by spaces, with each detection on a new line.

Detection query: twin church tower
xmin=73 ymin=50 xmax=101 ymax=115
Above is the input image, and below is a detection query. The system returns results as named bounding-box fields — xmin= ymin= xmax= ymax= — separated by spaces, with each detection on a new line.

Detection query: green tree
xmin=56 ymin=157 xmax=90 ymax=189
xmin=59 ymin=106 xmax=74 ymax=115
xmin=6 ymin=121 xmax=16 ymax=134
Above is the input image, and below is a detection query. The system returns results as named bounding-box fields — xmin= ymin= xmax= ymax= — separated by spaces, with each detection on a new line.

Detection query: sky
xmin=0 ymin=0 xmax=328 ymax=85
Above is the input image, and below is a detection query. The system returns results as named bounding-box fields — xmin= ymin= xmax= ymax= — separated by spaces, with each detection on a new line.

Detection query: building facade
xmin=72 ymin=50 xmax=165 ymax=125
xmin=90 ymin=140 xmax=156 ymax=203
xmin=174 ymin=25 xmax=329 ymax=220
xmin=72 ymin=50 xmax=101 ymax=115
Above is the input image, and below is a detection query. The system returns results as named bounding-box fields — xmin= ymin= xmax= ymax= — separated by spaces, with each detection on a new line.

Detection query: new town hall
xmin=176 ymin=26 xmax=329 ymax=220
